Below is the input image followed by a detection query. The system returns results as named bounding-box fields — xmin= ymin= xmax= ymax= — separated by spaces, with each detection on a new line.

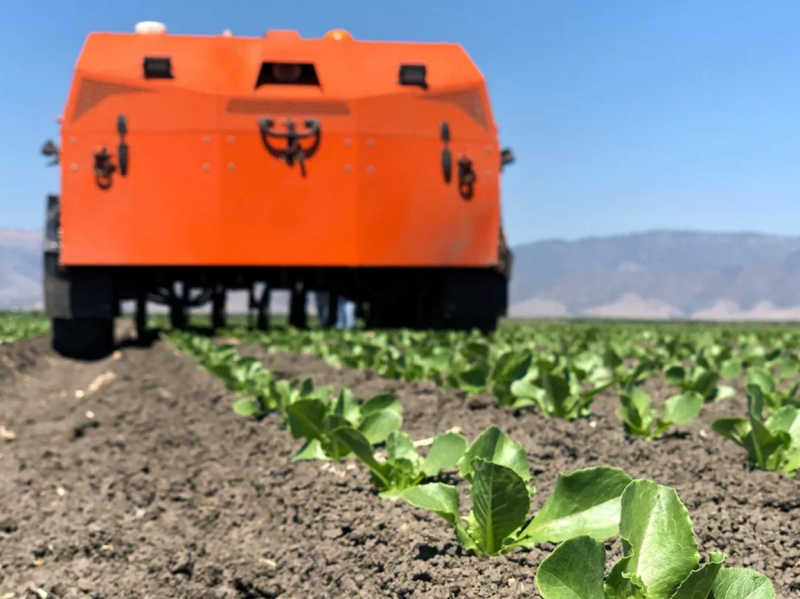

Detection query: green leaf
xmin=292 ymin=438 xmax=326 ymax=461
xmin=285 ymin=399 xmax=327 ymax=440
xmin=232 ymin=398 xmax=263 ymax=417
xmin=712 ymin=418 xmax=750 ymax=448
xmin=709 ymin=568 xmax=776 ymax=599
xmin=663 ymin=392 xmax=704 ymax=425
xmin=493 ymin=349 xmax=533 ymax=383
xmin=469 ymin=458 xmax=531 ymax=555
xmin=458 ymin=425 xmax=531 ymax=483
xmin=517 ymin=467 xmax=633 ymax=546
xmin=421 ymin=432 xmax=468 ymax=478
xmin=334 ymin=388 xmax=360 ymax=425
xmin=402 ymin=482 xmax=460 ymax=526
xmin=360 ymin=393 xmax=402 ymax=416
xmin=387 ymin=431 xmax=418 ymax=463
xmin=330 ymin=426 xmax=391 ymax=488
xmin=614 ymin=479 xmax=700 ymax=599
xmin=534 ymin=536 xmax=606 ymax=599
xmin=458 ymin=365 xmax=490 ymax=392
xmin=543 ymin=374 xmax=572 ymax=418
xmin=672 ymin=551 xmax=725 ymax=599
xmin=715 ymin=385 xmax=737 ymax=402
xmin=765 ymin=406 xmax=800 ymax=447
xmin=358 ymin=410 xmax=403 ymax=445
xmin=747 ymin=370 xmax=775 ymax=396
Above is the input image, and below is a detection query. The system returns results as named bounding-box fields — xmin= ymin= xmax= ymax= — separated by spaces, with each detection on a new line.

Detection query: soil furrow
xmin=0 ymin=336 xmax=796 ymax=598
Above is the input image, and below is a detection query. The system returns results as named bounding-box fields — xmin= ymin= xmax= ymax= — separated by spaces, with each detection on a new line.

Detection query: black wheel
xmin=439 ymin=269 xmax=506 ymax=334
xmin=51 ymin=318 xmax=115 ymax=361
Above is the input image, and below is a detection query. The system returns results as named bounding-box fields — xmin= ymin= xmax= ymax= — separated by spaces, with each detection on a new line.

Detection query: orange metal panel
xmin=219 ymin=130 xmax=359 ymax=265
xmin=57 ymin=29 xmax=504 ymax=268
xmin=358 ymin=136 xmax=499 ymax=266
xmin=60 ymin=133 xmax=223 ymax=265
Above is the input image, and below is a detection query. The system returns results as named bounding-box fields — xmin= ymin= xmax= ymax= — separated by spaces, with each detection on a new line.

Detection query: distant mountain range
xmin=3 ymin=228 xmax=800 ymax=320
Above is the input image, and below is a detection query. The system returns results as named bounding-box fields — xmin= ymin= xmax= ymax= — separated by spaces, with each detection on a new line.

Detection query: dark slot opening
xmin=256 ymin=62 xmax=320 ymax=87
xmin=143 ymin=57 xmax=173 ymax=79
xmin=399 ymin=64 xmax=427 ymax=89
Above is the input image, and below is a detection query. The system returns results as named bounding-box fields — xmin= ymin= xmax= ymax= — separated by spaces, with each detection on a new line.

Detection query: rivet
xmin=486 ymin=146 xmax=492 ymax=153
xmin=344 ymin=165 xmax=352 ymax=173
xmin=70 ymin=163 xmax=78 ymax=171
xmin=228 ymin=136 xmax=235 ymax=144
xmin=70 ymin=138 xmax=77 ymax=145
xmin=344 ymin=138 xmax=352 ymax=147
xmin=367 ymin=165 xmax=375 ymax=173
xmin=203 ymin=136 xmax=211 ymax=144
xmin=228 ymin=162 xmax=235 ymax=170
xmin=203 ymin=163 xmax=211 ymax=171
xmin=367 ymin=139 xmax=375 ymax=148
xmin=486 ymin=171 xmax=492 ymax=179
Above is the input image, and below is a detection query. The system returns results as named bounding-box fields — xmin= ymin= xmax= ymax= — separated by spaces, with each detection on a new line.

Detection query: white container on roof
xmin=135 ymin=22 xmax=167 ymax=35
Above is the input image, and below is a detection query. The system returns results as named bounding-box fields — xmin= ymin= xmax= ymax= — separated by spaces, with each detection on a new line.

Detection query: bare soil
xmin=0 ymin=334 xmax=797 ymax=598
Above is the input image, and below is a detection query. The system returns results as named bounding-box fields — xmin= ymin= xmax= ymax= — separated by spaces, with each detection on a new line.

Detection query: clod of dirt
xmin=0 ymin=517 xmax=18 ymax=533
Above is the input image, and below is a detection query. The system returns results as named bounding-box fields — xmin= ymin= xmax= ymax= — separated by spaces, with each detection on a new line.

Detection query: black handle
xmin=117 ymin=115 xmax=129 ymax=176
xmin=458 ymin=156 xmax=476 ymax=200
xmin=259 ymin=118 xmax=320 ymax=139
xmin=440 ymin=121 xmax=452 ymax=183
xmin=41 ymin=139 xmax=59 ymax=167
xmin=258 ymin=118 xmax=321 ymax=177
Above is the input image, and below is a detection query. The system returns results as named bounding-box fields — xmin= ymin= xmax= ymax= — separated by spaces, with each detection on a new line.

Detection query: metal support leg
xmin=289 ymin=282 xmax=307 ymax=329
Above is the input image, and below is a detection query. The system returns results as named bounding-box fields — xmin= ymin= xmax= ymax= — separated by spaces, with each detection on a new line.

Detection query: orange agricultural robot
xmin=41 ymin=23 xmax=515 ymax=359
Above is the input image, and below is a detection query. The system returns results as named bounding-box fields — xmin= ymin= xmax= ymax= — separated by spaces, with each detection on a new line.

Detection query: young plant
xmin=330 ymin=427 xmax=468 ymax=498
xmin=617 ymin=386 xmax=704 ymax=440
xmin=664 ymin=362 xmax=735 ymax=403
xmin=289 ymin=389 xmax=404 ymax=461
xmin=746 ymin=368 xmax=799 ymax=411
xmin=535 ymin=479 xmax=776 ymax=599
xmin=712 ymin=384 xmax=800 ymax=475
xmin=510 ymin=369 xmax=611 ymax=420
xmin=401 ymin=426 xmax=633 ymax=555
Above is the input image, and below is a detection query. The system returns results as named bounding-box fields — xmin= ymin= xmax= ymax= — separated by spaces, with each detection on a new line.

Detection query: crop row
xmin=221 ymin=324 xmax=800 ymax=474
xmin=0 ymin=312 xmax=49 ymax=345
xmin=169 ymin=330 xmax=778 ymax=598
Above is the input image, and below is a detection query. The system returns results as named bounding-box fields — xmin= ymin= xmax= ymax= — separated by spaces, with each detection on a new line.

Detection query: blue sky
xmin=3 ymin=0 xmax=800 ymax=246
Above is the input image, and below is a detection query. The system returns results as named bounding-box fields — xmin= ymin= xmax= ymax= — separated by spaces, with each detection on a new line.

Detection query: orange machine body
xmin=58 ymin=29 xmax=503 ymax=268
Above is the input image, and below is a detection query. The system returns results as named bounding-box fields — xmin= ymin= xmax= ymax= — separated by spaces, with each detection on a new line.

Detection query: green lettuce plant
xmin=712 ymin=384 xmax=800 ymax=475
xmin=535 ymin=479 xmax=776 ymax=599
xmin=617 ymin=387 xmax=704 ymax=440
xmin=330 ymin=428 xmax=467 ymax=498
xmin=401 ymin=426 xmax=632 ymax=555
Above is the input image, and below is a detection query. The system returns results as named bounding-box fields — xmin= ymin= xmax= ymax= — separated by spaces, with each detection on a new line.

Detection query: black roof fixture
xmin=399 ymin=64 xmax=427 ymax=89
xmin=256 ymin=62 xmax=320 ymax=87
xmin=143 ymin=56 xmax=173 ymax=79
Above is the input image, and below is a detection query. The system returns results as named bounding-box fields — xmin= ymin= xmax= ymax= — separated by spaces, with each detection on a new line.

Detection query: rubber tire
xmin=51 ymin=318 xmax=115 ymax=361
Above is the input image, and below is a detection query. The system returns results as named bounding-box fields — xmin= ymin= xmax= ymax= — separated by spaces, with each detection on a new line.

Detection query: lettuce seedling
xmin=746 ymin=368 xmax=799 ymax=411
xmin=510 ymin=370 xmax=611 ymax=420
xmin=713 ymin=384 xmax=800 ymax=474
xmin=617 ymin=387 xmax=703 ymax=440
xmin=289 ymin=389 xmax=404 ymax=462
xmin=664 ymin=362 xmax=735 ymax=403
xmin=535 ymin=479 xmax=777 ymax=599
xmin=330 ymin=428 xmax=467 ymax=498
xmin=402 ymin=426 xmax=632 ymax=555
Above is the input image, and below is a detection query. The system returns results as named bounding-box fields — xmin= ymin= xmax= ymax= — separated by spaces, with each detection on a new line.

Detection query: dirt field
xmin=0 ymin=333 xmax=797 ymax=598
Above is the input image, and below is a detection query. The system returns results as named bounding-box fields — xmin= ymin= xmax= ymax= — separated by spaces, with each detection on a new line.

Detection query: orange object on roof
xmin=57 ymin=26 xmax=507 ymax=269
